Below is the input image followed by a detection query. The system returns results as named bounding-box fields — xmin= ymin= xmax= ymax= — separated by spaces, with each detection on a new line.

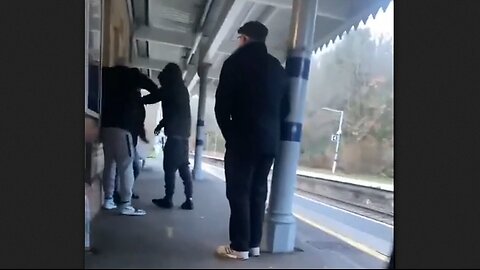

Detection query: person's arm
xmin=154 ymin=119 xmax=165 ymax=135
xmin=137 ymin=71 xmax=158 ymax=94
xmin=138 ymin=125 xmax=149 ymax=144
xmin=142 ymin=86 xmax=166 ymax=105
xmin=158 ymin=118 xmax=165 ymax=129
xmin=214 ymin=59 xmax=236 ymax=140
xmin=134 ymin=70 xmax=165 ymax=104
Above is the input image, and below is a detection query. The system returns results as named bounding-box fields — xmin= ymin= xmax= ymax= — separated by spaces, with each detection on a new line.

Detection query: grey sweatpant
xmin=115 ymin=148 xmax=140 ymax=192
xmin=102 ymin=127 xmax=135 ymax=203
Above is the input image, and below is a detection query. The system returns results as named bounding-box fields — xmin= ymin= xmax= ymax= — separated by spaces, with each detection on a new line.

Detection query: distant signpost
xmin=322 ymin=107 xmax=344 ymax=174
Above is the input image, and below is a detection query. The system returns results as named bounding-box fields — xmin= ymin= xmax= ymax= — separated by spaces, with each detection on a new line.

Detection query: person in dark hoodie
xmin=142 ymin=63 xmax=194 ymax=210
xmin=214 ymin=21 xmax=290 ymax=260
xmin=101 ymin=62 xmax=159 ymax=216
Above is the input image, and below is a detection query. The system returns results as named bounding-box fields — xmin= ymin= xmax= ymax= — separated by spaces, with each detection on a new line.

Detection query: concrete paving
xmin=85 ymin=157 xmax=387 ymax=269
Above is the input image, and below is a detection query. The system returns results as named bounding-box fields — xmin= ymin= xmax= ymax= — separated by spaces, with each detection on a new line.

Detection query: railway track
xmin=295 ymin=187 xmax=393 ymax=225
xmin=201 ymin=155 xmax=394 ymax=225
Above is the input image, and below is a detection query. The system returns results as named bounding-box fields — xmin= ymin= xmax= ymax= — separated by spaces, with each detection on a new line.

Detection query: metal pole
xmin=192 ymin=63 xmax=211 ymax=180
xmin=263 ymin=0 xmax=318 ymax=253
xmin=332 ymin=111 xmax=344 ymax=174
xmin=205 ymin=132 xmax=210 ymax=152
xmin=214 ymin=132 xmax=218 ymax=155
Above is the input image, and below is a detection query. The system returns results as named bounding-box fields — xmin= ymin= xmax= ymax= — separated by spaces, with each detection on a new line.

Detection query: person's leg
xmin=178 ymin=162 xmax=193 ymax=209
xmin=133 ymin=147 xmax=140 ymax=179
xmin=131 ymin=147 xmax=140 ymax=199
xmin=217 ymin=148 xmax=253 ymax=260
xmin=249 ymin=155 xmax=274 ymax=256
xmin=178 ymin=139 xmax=193 ymax=209
xmin=114 ymin=129 xmax=145 ymax=216
xmin=152 ymin=138 xmax=176 ymax=208
xmin=178 ymin=162 xmax=192 ymax=199
xmin=113 ymin=167 xmax=121 ymax=204
xmin=101 ymin=128 xmax=117 ymax=210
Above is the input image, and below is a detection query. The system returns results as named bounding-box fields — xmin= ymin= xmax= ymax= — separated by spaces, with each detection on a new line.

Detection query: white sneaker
xmin=216 ymin=245 xmax=249 ymax=260
xmin=119 ymin=205 xmax=146 ymax=216
xmin=249 ymin=247 xmax=260 ymax=257
xmin=103 ymin=198 xmax=117 ymax=210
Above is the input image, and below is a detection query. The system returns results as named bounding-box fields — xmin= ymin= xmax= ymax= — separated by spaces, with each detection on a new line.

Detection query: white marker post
xmin=322 ymin=107 xmax=344 ymax=174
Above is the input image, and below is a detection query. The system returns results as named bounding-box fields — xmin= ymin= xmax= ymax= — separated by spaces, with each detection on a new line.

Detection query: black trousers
xmin=224 ymin=148 xmax=274 ymax=252
xmin=163 ymin=137 xmax=192 ymax=200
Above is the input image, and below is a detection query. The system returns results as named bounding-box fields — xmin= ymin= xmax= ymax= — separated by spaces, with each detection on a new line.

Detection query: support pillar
xmin=263 ymin=0 xmax=318 ymax=253
xmin=192 ymin=63 xmax=211 ymax=180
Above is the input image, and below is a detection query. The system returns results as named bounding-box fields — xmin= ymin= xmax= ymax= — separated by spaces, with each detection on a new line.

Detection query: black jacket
xmin=101 ymin=66 xmax=158 ymax=137
xmin=142 ymin=63 xmax=191 ymax=138
xmin=215 ymin=42 xmax=289 ymax=156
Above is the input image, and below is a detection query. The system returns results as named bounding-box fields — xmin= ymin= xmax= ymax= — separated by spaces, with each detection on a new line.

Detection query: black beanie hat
xmin=237 ymin=21 xmax=268 ymax=42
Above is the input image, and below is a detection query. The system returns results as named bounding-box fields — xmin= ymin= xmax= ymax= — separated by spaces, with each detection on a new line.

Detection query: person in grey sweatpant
xmin=101 ymin=64 xmax=159 ymax=216
xmin=113 ymin=146 xmax=141 ymax=203
xmin=101 ymin=127 xmax=139 ymax=214
xmin=113 ymin=99 xmax=148 ymax=203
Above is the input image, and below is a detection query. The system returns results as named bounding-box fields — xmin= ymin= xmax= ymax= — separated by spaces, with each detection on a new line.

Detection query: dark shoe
xmin=132 ymin=193 xmax=140 ymax=200
xmin=181 ymin=198 xmax=194 ymax=210
xmin=152 ymin=198 xmax=173 ymax=209
xmin=113 ymin=191 xmax=121 ymax=204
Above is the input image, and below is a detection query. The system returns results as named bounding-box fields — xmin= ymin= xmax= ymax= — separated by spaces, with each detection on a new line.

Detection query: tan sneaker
xmin=216 ymin=245 xmax=249 ymax=260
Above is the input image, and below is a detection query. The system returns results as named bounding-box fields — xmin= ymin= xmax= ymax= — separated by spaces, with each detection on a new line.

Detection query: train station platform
xmin=85 ymin=156 xmax=387 ymax=269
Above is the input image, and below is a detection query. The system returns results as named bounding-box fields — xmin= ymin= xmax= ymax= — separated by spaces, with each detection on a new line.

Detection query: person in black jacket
xmin=101 ymin=64 xmax=159 ymax=216
xmin=214 ymin=21 xmax=290 ymax=260
xmin=142 ymin=63 xmax=194 ymax=210
xmin=113 ymin=89 xmax=147 ymax=203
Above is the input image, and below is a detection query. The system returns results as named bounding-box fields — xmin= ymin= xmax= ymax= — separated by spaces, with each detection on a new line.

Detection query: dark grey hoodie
xmin=142 ymin=63 xmax=191 ymax=138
